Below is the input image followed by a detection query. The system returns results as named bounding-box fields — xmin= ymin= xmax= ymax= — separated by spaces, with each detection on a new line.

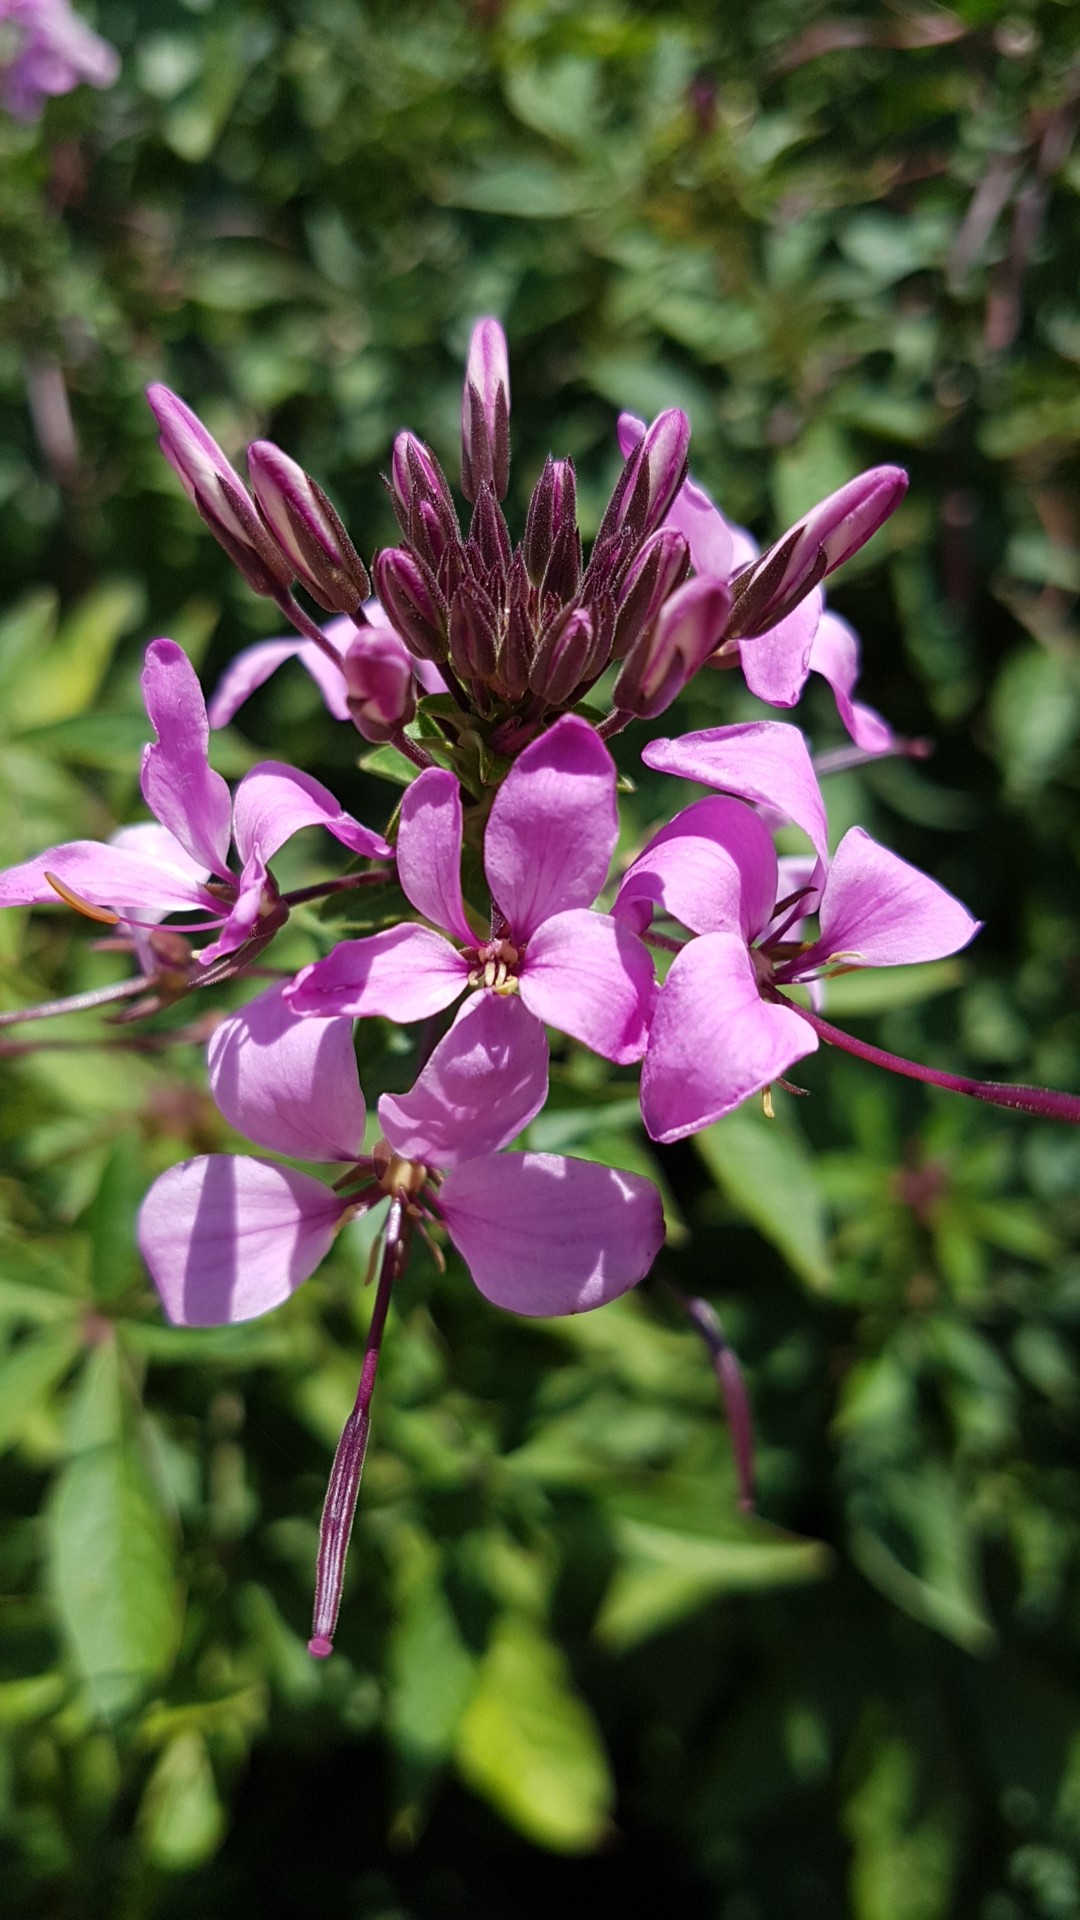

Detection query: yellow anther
xmin=762 ymin=1087 xmax=775 ymax=1120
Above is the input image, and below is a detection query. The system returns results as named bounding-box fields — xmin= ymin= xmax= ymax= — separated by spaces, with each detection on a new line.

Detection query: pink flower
xmin=615 ymin=724 xmax=980 ymax=1141
xmin=204 ymin=606 xmax=444 ymax=738
xmin=0 ymin=639 xmax=390 ymax=964
xmin=139 ymin=986 xmax=665 ymax=1654
xmin=616 ymin=413 xmax=902 ymax=752
xmin=285 ymin=714 xmax=657 ymax=1070
xmin=0 ymin=0 xmax=118 ymax=122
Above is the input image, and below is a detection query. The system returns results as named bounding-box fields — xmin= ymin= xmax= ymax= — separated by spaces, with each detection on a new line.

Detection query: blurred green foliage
xmin=1 ymin=0 xmax=1080 ymax=1914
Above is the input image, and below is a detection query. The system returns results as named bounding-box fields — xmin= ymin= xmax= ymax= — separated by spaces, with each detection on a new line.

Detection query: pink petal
xmin=519 ymin=908 xmax=656 ymax=1063
xmin=438 ymin=1153 xmax=665 ymax=1316
xmin=738 ymin=590 xmax=821 ymax=708
xmin=617 ymin=413 xmax=735 ymax=579
xmin=396 ymin=768 xmax=474 ymax=941
xmin=195 ymin=850 xmax=269 ymax=967
xmin=806 ymin=610 xmax=895 ymax=754
xmin=810 ymin=828 xmax=981 ymax=969
xmin=615 ymin=797 xmax=778 ymax=942
xmin=640 ymin=934 xmax=818 ymax=1141
xmin=484 ymin=714 xmax=617 ymax=939
xmin=378 ymin=993 xmax=548 ymax=1167
xmin=231 ymin=761 xmax=391 ymax=866
xmin=207 ymin=628 xmax=352 ymax=729
xmin=208 ymin=981 xmax=365 ymax=1161
xmin=0 ymin=839 xmax=214 ymax=917
xmin=286 ymin=924 xmax=467 ymax=1022
xmin=139 ymin=1155 xmax=347 ymax=1326
xmin=642 ymin=720 xmax=829 ymax=864
xmin=140 ymin=640 xmax=233 ymax=877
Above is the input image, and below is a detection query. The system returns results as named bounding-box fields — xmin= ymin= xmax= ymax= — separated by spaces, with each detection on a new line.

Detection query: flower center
xmin=373 ymin=1144 xmax=429 ymax=1198
xmin=465 ymin=936 xmax=521 ymax=995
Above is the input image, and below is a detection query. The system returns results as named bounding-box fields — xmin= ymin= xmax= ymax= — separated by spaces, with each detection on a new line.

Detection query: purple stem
xmin=274 ymin=588 xmax=346 ymax=668
xmin=665 ymin=1284 xmax=756 ymax=1513
xmin=308 ymin=1197 xmax=403 ymax=1659
xmin=0 ymin=975 xmax=150 ymax=1027
xmin=791 ymin=1003 xmax=1080 ymax=1123
xmin=390 ymin=729 xmax=438 ymax=773
xmin=281 ymin=867 xmax=394 ymax=910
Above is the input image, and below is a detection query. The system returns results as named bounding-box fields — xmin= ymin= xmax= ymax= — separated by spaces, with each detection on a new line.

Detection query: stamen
xmin=665 ymin=1285 xmax=756 ymax=1513
xmin=44 ymin=873 xmax=120 ymax=925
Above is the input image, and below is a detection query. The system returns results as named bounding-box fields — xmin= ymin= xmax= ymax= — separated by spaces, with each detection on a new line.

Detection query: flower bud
xmin=596 ymin=409 xmax=690 ymax=549
xmin=528 ymin=604 xmax=595 ymax=708
xmin=449 ymin=581 xmax=500 ymax=683
xmin=373 ymin=548 xmax=449 ymax=663
xmin=342 ymin=628 xmax=417 ymax=743
xmin=523 ymin=456 xmax=578 ymax=588
xmin=467 ymin=482 xmax=513 ymax=578
xmin=388 ymin=431 xmax=459 ymax=565
xmin=248 ymin=441 xmax=370 ymax=615
xmin=612 ymin=576 xmax=731 ymax=719
xmin=497 ymin=593 xmax=534 ymax=702
xmin=731 ymin=466 xmax=908 ymax=637
xmin=147 ymin=385 xmax=292 ymax=596
xmin=612 ymin=528 xmax=691 ymax=659
xmin=460 ymin=318 xmax=510 ymax=503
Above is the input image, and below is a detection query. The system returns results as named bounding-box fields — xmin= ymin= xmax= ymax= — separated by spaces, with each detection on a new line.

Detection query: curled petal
xmin=810 ymin=828 xmax=981 ymax=970
xmin=439 ymin=1153 xmax=665 ymax=1316
xmin=208 ymin=981 xmax=365 ymax=1161
xmin=484 ymin=715 xmax=617 ymax=938
xmin=231 ymin=761 xmax=391 ymax=867
xmin=643 ymin=720 xmax=829 ymax=865
xmin=519 ymin=909 xmax=657 ymax=1064
xmin=378 ymin=993 xmax=549 ymax=1168
xmin=806 ymin=610 xmax=895 ymax=755
xmin=207 ymin=627 xmax=352 ymax=728
xmin=616 ymin=797 xmax=777 ymax=942
xmin=641 ymin=935 xmax=817 ymax=1141
xmin=287 ymin=924 xmax=467 ymax=1022
xmin=139 ymin=1155 xmax=347 ymax=1326
xmin=396 ymin=768 xmax=474 ymax=941
xmin=140 ymin=640 xmax=233 ymax=877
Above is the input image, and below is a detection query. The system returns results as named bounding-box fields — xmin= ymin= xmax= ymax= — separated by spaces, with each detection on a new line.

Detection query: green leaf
xmin=821 ymin=960 xmax=964 ymax=1017
xmin=138 ymin=1732 xmax=226 ymax=1872
xmin=844 ymin=1734 xmax=959 ymax=1920
xmin=86 ymin=1136 xmax=144 ymax=1303
xmin=6 ymin=581 xmax=143 ymax=732
xmin=990 ymin=647 xmax=1080 ymax=799
xmin=695 ymin=1106 xmax=833 ymax=1290
xmin=47 ymin=1343 xmax=181 ymax=1718
xmin=0 ymin=1324 xmax=82 ymax=1456
xmin=454 ymin=1615 xmax=614 ymax=1853
xmin=387 ymin=1530 xmax=475 ymax=1833
xmin=848 ymin=1461 xmax=995 ymax=1654
xmin=596 ymin=1516 xmax=828 ymax=1651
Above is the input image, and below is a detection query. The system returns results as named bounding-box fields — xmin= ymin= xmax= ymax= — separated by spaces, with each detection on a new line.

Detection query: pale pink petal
xmin=808 ymin=828 xmax=981 ymax=969
xmin=231 ymin=761 xmax=391 ymax=866
xmin=642 ymin=719 xmax=829 ymax=864
xmin=806 ymin=610 xmax=895 ymax=754
xmin=438 ymin=1153 xmax=665 ymax=1316
xmin=208 ymin=981 xmax=364 ymax=1161
xmin=139 ymin=1155 xmax=347 ymax=1326
xmin=519 ymin=909 xmax=656 ymax=1063
xmin=640 ymin=935 xmax=817 ymax=1141
xmin=484 ymin=715 xmax=617 ymax=938
xmin=109 ymin=822 xmax=209 ymax=891
xmin=737 ymin=590 xmax=821 ymax=708
xmin=0 ymin=840 xmax=214 ymax=917
xmin=396 ymin=768 xmax=474 ymax=941
xmin=617 ymin=413 xmax=735 ymax=579
xmin=140 ymin=640 xmax=233 ymax=877
xmin=615 ymin=797 xmax=777 ymax=941
xmin=378 ymin=993 xmax=548 ymax=1168
xmin=208 ymin=633 xmax=350 ymax=729
xmin=286 ymin=924 xmax=467 ymax=1021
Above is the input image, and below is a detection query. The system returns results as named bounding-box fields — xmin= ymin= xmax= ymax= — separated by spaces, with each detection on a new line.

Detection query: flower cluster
xmin=5 ymin=320 xmax=1079 ymax=1653
xmin=0 ymin=0 xmax=118 ymax=121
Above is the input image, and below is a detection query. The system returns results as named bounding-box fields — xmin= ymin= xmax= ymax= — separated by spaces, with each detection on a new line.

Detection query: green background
xmin=1 ymin=1 xmax=1079 ymax=1913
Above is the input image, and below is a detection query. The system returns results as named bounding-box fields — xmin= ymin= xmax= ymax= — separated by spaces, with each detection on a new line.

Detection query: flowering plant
xmin=4 ymin=318 xmax=1077 ymax=1659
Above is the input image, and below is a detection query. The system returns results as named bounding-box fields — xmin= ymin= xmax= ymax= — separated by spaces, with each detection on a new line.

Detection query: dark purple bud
xmin=461 ymin=318 xmax=511 ymax=503
xmin=529 ymin=604 xmax=595 ymax=708
xmin=612 ymin=576 xmax=731 ymax=718
xmin=341 ymin=627 xmax=418 ymax=743
xmin=373 ymin=548 xmax=449 ymax=663
xmin=523 ymin=456 xmax=577 ymax=587
xmin=388 ymin=431 xmax=459 ymax=565
xmin=497 ymin=594 xmax=535 ymax=701
xmin=542 ymin=514 xmax=583 ymax=605
xmin=146 ymin=385 xmax=292 ymax=596
xmin=732 ymin=466 xmax=908 ymax=636
xmin=612 ymin=528 xmax=691 ymax=659
xmin=468 ymin=483 xmax=513 ymax=579
xmin=596 ymin=409 xmax=690 ymax=548
xmin=448 ymin=580 xmax=501 ymax=682
xmin=248 ymin=441 xmax=370 ymax=615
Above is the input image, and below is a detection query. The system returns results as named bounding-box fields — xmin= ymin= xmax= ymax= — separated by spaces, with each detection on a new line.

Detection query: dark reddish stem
xmin=274 ymin=588 xmax=345 ymax=667
xmin=791 ymin=1003 xmax=1080 ymax=1124
xmin=665 ymin=1284 xmax=755 ymax=1513
xmin=308 ymin=1197 xmax=404 ymax=1659
xmin=281 ymin=867 xmax=394 ymax=910
xmin=0 ymin=975 xmax=149 ymax=1026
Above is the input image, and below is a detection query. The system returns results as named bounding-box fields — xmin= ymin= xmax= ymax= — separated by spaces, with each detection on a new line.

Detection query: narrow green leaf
xmin=138 ymin=1732 xmax=226 ymax=1871
xmin=0 ymin=1324 xmax=82 ymax=1456
xmin=695 ymin=1106 xmax=833 ymax=1289
xmin=455 ymin=1615 xmax=613 ymax=1853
